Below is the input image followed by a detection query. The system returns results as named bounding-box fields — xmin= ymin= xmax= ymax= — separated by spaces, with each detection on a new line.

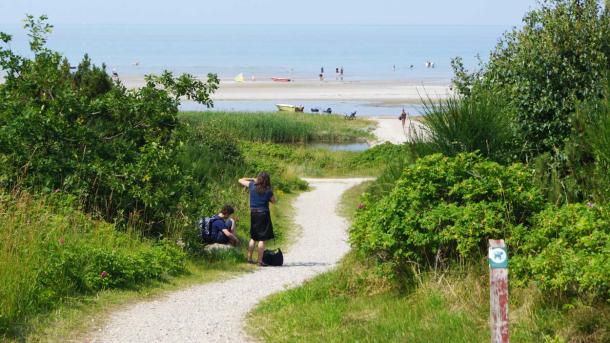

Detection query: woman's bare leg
xmin=257 ymin=240 xmax=265 ymax=264
xmin=248 ymin=239 xmax=255 ymax=262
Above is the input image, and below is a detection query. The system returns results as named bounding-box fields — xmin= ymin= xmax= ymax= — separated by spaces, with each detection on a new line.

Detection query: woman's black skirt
xmin=250 ymin=210 xmax=274 ymax=241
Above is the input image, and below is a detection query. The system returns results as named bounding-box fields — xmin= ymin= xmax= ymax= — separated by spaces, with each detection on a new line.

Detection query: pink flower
xmin=58 ymin=237 xmax=65 ymax=245
xmin=587 ymin=201 xmax=595 ymax=208
xmin=357 ymin=203 xmax=365 ymax=210
xmin=100 ymin=271 xmax=108 ymax=278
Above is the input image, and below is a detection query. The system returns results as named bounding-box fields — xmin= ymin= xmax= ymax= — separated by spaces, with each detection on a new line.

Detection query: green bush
xmin=350 ymin=153 xmax=544 ymax=271
xmin=349 ymin=143 xmax=415 ymax=200
xmin=348 ymin=142 xmax=410 ymax=168
xmin=471 ymin=0 xmax=610 ymax=156
xmin=511 ymin=203 xmax=610 ymax=300
xmin=0 ymin=17 xmax=219 ymax=233
xmin=0 ymin=191 xmax=186 ymax=336
xmin=574 ymin=77 xmax=610 ymax=203
xmin=173 ymin=122 xmax=245 ymax=216
xmin=527 ymin=76 xmax=610 ymax=206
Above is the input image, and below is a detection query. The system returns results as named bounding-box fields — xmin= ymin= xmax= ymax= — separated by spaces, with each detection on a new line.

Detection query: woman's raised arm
xmin=238 ymin=178 xmax=253 ymax=187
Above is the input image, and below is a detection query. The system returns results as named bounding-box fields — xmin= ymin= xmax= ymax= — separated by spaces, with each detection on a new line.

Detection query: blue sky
xmin=1 ymin=0 xmax=538 ymax=26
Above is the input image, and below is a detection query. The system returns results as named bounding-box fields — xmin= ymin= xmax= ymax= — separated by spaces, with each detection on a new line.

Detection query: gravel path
xmin=89 ymin=178 xmax=368 ymax=343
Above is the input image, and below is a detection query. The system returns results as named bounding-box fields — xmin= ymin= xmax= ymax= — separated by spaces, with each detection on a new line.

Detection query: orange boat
xmin=271 ymin=77 xmax=291 ymax=82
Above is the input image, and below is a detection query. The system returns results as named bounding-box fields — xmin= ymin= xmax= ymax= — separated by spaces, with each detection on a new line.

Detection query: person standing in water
xmin=239 ymin=172 xmax=276 ymax=266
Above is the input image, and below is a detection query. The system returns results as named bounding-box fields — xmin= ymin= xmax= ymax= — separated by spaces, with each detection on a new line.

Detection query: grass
xmin=16 ymin=259 xmax=252 ymax=343
xmin=240 ymin=141 xmax=414 ymax=179
xmin=337 ymin=180 xmax=373 ymax=219
xmin=0 ymin=191 xmax=187 ymax=339
xmin=1 ymin=107 xmax=365 ymax=340
xmin=180 ymin=111 xmax=375 ymax=143
xmin=247 ymin=176 xmax=610 ymax=343
xmin=242 ymin=142 xmax=383 ymax=178
xmin=1 ymin=181 xmax=301 ymax=342
xmin=248 ymin=254 xmax=610 ymax=343
xmin=247 ymin=253 xmax=488 ymax=343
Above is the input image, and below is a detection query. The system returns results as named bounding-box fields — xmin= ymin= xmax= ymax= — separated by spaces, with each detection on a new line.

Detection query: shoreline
xmin=120 ymin=76 xmax=452 ymax=103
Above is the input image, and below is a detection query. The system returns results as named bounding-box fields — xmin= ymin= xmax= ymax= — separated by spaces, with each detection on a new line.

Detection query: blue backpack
xmin=199 ymin=216 xmax=220 ymax=243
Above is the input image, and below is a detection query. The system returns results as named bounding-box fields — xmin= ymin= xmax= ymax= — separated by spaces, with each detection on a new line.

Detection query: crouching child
xmin=211 ymin=205 xmax=240 ymax=246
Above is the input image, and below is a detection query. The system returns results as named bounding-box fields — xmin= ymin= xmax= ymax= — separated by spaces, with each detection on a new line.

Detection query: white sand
xmin=120 ymin=77 xmax=451 ymax=103
xmin=88 ymin=178 xmax=370 ymax=343
xmin=370 ymin=117 xmax=428 ymax=145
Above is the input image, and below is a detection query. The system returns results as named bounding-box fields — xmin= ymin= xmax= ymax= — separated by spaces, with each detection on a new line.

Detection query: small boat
xmin=271 ymin=77 xmax=291 ymax=82
xmin=276 ymin=104 xmax=304 ymax=112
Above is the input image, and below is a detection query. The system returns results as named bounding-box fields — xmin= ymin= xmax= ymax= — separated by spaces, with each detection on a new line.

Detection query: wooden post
xmin=489 ymin=239 xmax=509 ymax=343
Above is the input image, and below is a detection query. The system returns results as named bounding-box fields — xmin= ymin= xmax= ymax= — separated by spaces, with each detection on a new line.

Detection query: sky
xmin=0 ymin=0 xmax=539 ymax=26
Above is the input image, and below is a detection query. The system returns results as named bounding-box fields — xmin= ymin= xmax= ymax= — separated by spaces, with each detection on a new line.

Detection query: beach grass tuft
xmin=415 ymin=93 xmax=515 ymax=163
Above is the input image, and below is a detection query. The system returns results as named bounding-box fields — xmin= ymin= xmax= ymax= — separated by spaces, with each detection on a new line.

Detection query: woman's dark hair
xmin=255 ymin=172 xmax=271 ymax=194
xmin=220 ymin=204 xmax=235 ymax=216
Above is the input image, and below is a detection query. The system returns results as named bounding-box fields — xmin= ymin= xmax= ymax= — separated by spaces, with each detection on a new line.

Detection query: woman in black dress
xmin=239 ymin=172 xmax=276 ymax=266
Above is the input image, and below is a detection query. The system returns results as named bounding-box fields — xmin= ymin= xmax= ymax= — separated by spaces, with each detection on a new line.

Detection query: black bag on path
xmin=262 ymin=248 xmax=283 ymax=266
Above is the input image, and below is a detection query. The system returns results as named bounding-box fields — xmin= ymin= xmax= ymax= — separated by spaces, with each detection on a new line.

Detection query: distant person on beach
xmin=319 ymin=73 xmax=324 ymax=81
xmin=210 ymin=205 xmax=240 ymax=246
xmin=340 ymin=66 xmax=344 ymax=80
xmin=321 ymin=66 xmax=324 ymax=74
xmin=239 ymin=172 xmax=276 ymax=266
xmin=399 ymin=108 xmax=408 ymax=130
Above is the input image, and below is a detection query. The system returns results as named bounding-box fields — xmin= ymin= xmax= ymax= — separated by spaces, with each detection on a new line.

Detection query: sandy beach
xmin=369 ymin=117 xmax=427 ymax=145
xmin=121 ymin=77 xmax=451 ymax=104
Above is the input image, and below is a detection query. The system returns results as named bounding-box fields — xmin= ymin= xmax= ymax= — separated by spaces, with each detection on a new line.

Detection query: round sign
xmin=489 ymin=248 xmax=507 ymax=264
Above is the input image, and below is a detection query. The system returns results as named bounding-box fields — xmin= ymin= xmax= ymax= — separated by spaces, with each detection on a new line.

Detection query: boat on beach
xmin=271 ymin=77 xmax=291 ymax=82
xmin=276 ymin=104 xmax=304 ymax=112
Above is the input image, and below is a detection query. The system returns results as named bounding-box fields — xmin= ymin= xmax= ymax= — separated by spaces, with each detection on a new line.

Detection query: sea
xmin=1 ymin=23 xmax=513 ymax=115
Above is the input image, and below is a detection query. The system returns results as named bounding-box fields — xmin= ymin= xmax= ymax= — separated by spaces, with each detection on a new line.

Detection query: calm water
xmin=1 ymin=23 xmax=510 ymax=81
xmin=180 ymin=100 xmax=425 ymax=116
xmin=308 ymin=142 xmax=370 ymax=152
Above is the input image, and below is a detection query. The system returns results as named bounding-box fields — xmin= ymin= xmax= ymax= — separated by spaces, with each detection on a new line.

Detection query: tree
xmin=0 ymin=16 xmax=220 ymax=233
xmin=477 ymin=0 xmax=610 ymax=157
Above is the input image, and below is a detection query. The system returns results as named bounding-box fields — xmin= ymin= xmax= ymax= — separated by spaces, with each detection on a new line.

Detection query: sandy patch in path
xmin=370 ymin=117 xmax=427 ymax=145
xmin=89 ymin=178 xmax=369 ymax=343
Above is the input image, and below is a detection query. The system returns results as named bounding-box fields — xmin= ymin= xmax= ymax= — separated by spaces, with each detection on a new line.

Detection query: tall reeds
xmin=180 ymin=111 xmax=373 ymax=143
xmin=412 ymin=92 xmax=515 ymax=163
